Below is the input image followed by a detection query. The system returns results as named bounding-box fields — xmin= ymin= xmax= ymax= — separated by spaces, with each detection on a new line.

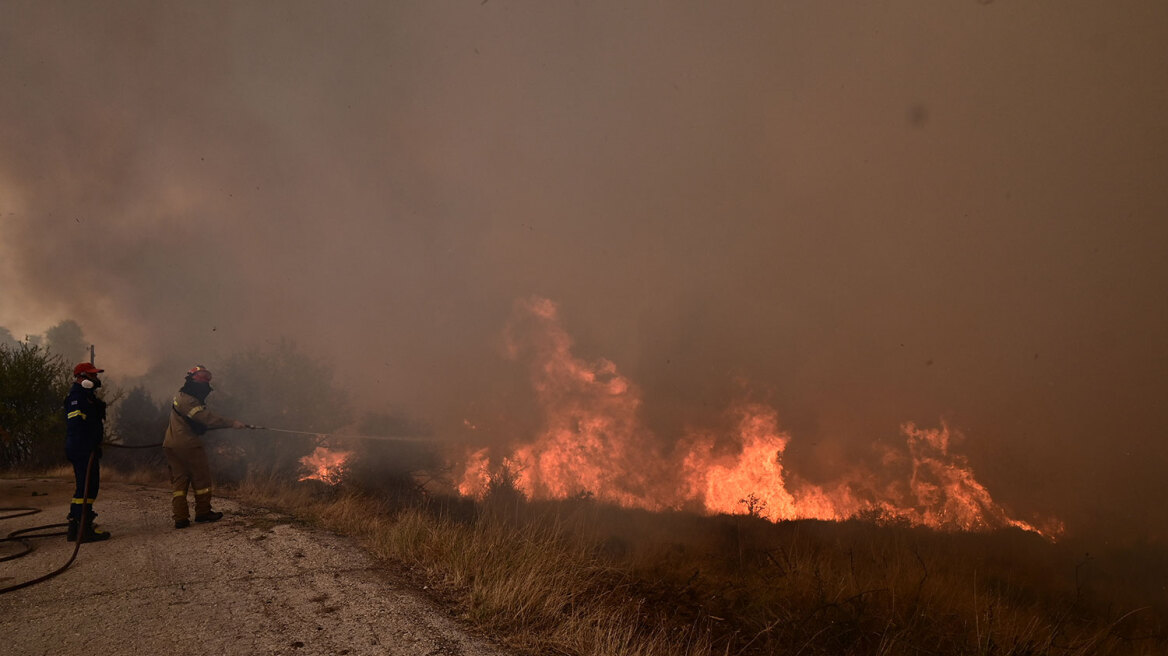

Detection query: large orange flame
xmin=455 ymin=297 xmax=1062 ymax=539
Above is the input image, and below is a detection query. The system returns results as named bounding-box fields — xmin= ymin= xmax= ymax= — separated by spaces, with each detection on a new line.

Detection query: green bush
xmin=0 ymin=343 xmax=71 ymax=469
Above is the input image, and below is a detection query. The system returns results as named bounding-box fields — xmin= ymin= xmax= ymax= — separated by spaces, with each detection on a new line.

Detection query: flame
xmin=457 ymin=447 xmax=491 ymax=497
xmin=298 ymin=443 xmax=353 ymax=485
xmin=455 ymin=296 xmax=1062 ymax=539
xmin=678 ymin=407 xmax=810 ymax=522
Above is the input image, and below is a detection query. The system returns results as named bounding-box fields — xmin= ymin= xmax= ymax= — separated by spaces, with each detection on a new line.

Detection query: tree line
xmin=0 ymin=321 xmax=434 ymax=484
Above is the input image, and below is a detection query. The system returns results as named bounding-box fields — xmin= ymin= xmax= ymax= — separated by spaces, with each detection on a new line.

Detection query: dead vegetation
xmin=201 ymin=469 xmax=1168 ymax=656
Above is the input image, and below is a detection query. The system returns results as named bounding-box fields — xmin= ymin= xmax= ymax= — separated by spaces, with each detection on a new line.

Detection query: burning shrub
xmin=210 ymin=340 xmax=350 ymax=482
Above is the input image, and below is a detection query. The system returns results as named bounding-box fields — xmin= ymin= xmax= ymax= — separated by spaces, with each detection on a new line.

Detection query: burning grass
xmin=453 ymin=298 xmax=1065 ymax=540
xmin=225 ymin=471 xmax=1168 ymax=656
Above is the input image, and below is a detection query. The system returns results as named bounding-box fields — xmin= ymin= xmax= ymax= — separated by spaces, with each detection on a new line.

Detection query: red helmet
xmin=186 ymin=365 xmax=212 ymax=383
xmin=73 ymin=362 xmax=104 ymax=377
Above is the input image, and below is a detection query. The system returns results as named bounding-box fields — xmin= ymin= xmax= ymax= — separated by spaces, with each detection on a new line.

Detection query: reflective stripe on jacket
xmin=163 ymin=391 xmax=235 ymax=449
xmin=64 ymin=382 xmax=105 ymax=456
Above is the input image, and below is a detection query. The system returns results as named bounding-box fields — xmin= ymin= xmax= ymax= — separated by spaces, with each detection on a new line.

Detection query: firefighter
xmin=64 ymin=362 xmax=112 ymax=542
xmin=164 ymin=365 xmax=248 ymax=529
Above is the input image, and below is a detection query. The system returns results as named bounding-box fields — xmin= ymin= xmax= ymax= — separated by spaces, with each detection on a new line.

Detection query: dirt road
xmin=0 ymin=477 xmax=512 ymax=656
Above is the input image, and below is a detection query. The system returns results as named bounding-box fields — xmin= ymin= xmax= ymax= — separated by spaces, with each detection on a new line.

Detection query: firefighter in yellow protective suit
xmin=164 ymin=365 xmax=248 ymax=529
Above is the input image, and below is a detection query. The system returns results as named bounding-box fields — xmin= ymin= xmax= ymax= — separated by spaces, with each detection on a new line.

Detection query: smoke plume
xmin=2 ymin=2 xmax=1167 ymax=540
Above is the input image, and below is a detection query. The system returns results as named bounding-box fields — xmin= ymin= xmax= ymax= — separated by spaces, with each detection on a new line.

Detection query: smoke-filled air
xmin=2 ymin=2 xmax=1167 ymax=542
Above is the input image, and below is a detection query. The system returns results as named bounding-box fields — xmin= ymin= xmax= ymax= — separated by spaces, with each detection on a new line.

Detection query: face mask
xmin=184 ymin=380 xmax=212 ymax=400
xmin=81 ymin=378 xmax=95 ymax=389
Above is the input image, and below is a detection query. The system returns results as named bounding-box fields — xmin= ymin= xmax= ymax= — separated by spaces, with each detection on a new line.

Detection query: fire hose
xmin=0 ymin=426 xmax=430 ymax=595
xmin=246 ymin=425 xmax=434 ymax=443
xmin=0 ymin=450 xmax=98 ymax=595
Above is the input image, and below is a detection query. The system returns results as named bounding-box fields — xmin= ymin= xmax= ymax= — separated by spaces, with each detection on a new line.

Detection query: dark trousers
xmin=68 ymin=453 xmax=100 ymax=521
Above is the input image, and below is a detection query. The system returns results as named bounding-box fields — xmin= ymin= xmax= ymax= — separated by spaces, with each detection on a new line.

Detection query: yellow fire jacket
xmin=164 ymin=391 xmax=236 ymax=449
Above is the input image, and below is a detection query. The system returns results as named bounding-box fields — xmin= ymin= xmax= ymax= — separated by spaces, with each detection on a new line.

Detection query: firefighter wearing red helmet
xmin=164 ymin=365 xmax=249 ymax=529
xmin=63 ymin=362 xmax=112 ymax=542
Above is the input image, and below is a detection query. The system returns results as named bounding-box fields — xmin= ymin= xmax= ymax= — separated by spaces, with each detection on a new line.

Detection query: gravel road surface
xmin=0 ymin=477 xmax=512 ymax=656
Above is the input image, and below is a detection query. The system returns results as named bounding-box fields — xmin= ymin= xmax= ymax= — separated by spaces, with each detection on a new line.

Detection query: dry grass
xmin=0 ymin=464 xmax=74 ymax=479
xmin=233 ymin=473 xmax=713 ymax=655
xmin=95 ymin=465 xmax=1167 ymax=656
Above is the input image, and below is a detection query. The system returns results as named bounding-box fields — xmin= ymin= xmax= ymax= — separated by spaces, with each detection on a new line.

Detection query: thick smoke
xmin=2 ymin=2 xmax=1167 ymax=540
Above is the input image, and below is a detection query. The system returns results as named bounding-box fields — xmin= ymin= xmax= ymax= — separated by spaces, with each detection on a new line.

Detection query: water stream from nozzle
xmin=248 ymin=426 xmax=435 ymax=443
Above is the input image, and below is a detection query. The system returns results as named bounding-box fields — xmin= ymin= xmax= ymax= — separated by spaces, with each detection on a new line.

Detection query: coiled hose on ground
xmin=0 ymin=441 xmax=161 ymax=596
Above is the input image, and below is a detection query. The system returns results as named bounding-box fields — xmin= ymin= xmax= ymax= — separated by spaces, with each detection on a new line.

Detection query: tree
xmin=0 ymin=343 xmax=71 ymax=469
xmin=107 ymin=385 xmax=170 ymax=471
xmin=0 ymin=327 xmax=19 ymax=351
xmin=209 ymin=340 xmax=351 ymax=480
xmin=113 ymin=386 xmax=170 ymax=445
xmin=45 ymin=319 xmax=88 ymax=364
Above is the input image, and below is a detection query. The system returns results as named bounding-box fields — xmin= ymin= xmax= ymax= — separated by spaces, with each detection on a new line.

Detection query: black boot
xmin=81 ymin=520 xmax=111 ymax=541
xmin=80 ymin=523 xmax=112 ymax=542
xmin=68 ymin=518 xmax=111 ymax=542
xmin=194 ymin=510 xmax=223 ymax=523
xmin=75 ymin=514 xmax=112 ymax=542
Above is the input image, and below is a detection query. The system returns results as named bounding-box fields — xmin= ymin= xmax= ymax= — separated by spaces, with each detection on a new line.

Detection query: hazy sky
xmin=2 ymin=2 xmax=1166 ymax=539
